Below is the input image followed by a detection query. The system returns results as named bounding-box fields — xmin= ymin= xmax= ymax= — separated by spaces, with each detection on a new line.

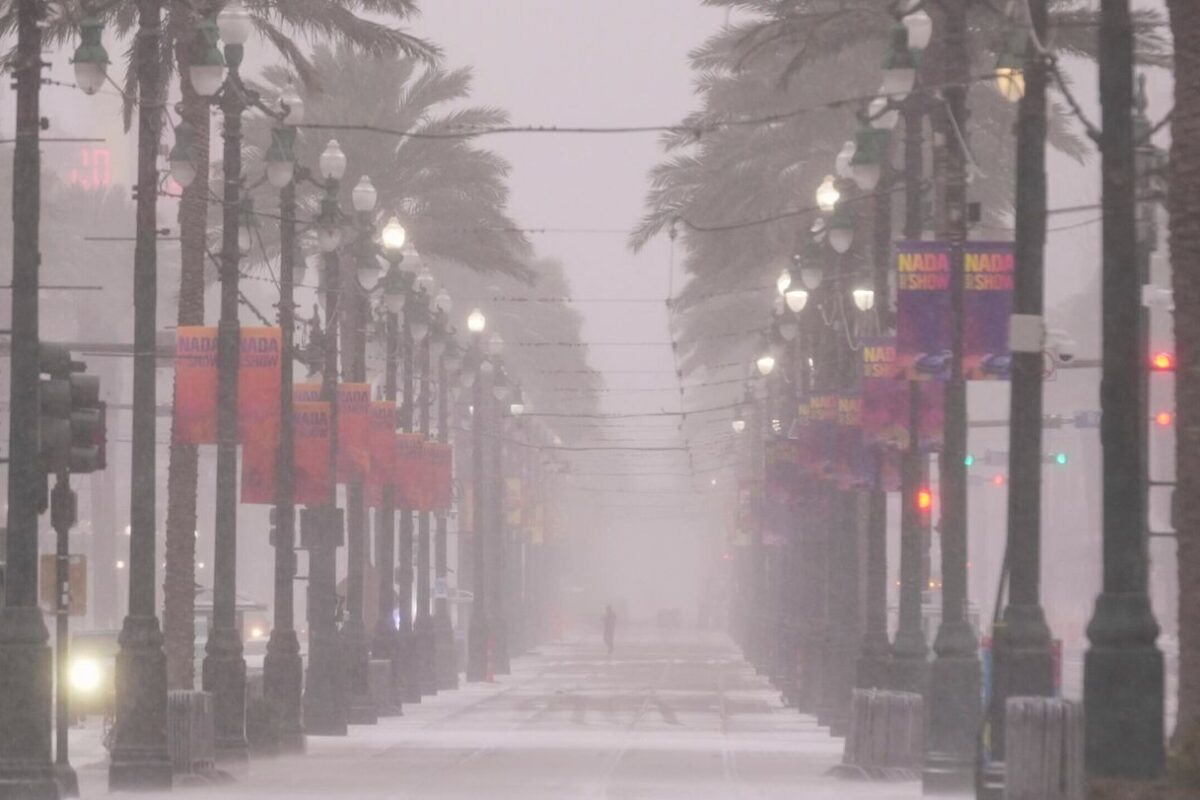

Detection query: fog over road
xmin=78 ymin=633 xmax=925 ymax=799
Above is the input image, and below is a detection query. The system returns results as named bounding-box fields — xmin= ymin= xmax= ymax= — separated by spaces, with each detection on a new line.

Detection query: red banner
xmin=367 ymin=401 xmax=397 ymax=507
xmin=426 ymin=443 xmax=453 ymax=512
xmin=238 ymin=327 xmax=282 ymax=450
xmin=294 ymin=401 xmax=332 ymax=505
xmin=240 ymin=439 xmax=275 ymax=505
xmin=293 ymin=383 xmax=323 ymax=403
xmin=394 ymin=433 xmax=429 ymax=510
xmin=337 ymin=383 xmax=371 ymax=481
xmin=174 ymin=326 xmax=218 ymax=444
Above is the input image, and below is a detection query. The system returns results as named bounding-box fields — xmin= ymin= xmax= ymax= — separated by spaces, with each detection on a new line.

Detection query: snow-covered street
xmin=75 ymin=632 xmax=928 ymax=799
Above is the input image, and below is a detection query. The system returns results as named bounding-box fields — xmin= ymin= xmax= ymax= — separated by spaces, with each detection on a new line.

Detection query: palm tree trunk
xmin=1168 ymin=1 xmax=1200 ymax=782
xmin=163 ymin=39 xmax=212 ymax=692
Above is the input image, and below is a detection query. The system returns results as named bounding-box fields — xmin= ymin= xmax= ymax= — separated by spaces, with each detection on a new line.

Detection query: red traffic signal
xmin=916 ymin=489 xmax=933 ymax=512
xmin=1150 ymin=351 xmax=1175 ymax=372
xmin=1155 ymin=410 xmax=1174 ymax=427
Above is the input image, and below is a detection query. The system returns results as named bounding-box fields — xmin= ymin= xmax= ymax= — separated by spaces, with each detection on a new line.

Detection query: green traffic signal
xmin=964 ymin=454 xmax=975 ymax=467
xmin=1054 ymin=452 xmax=1068 ymax=466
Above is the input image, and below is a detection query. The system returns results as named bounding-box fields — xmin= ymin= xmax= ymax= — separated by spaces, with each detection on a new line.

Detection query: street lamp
xmin=72 ymin=15 xmax=109 ymax=96
xmin=816 ymin=175 xmax=840 ymax=213
xmin=465 ymin=312 xmax=491 ymax=683
xmin=994 ymin=31 xmax=1028 ymax=103
xmin=509 ymin=386 xmax=526 ymax=417
xmin=263 ymin=85 xmax=305 ymax=753
xmin=202 ymin=0 xmax=265 ymax=762
xmin=850 ymin=125 xmax=889 ymax=192
xmin=852 ymin=285 xmax=877 ymax=312
xmin=828 ymin=204 xmax=856 ymax=254
xmin=169 ymin=120 xmax=199 ymax=189
xmin=756 ymin=352 xmax=777 ymax=377
xmin=732 ymin=405 xmax=747 ymax=434
xmin=901 ymin=6 xmax=933 ymax=52
xmin=881 ymin=24 xmax=917 ymax=99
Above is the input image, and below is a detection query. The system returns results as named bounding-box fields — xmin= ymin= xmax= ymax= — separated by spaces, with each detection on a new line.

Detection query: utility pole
xmin=203 ymin=26 xmax=250 ymax=764
xmin=891 ymin=98 xmax=931 ymax=698
xmin=264 ymin=170 xmax=306 ymax=753
xmin=372 ymin=288 xmax=400 ymax=705
xmin=304 ymin=172 xmax=349 ymax=737
xmin=52 ymin=474 xmax=78 ymax=799
xmin=1083 ymin=0 xmax=1165 ymax=780
xmin=466 ymin=332 xmax=490 ymax=682
xmin=109 ymin=0 xmax=172 ymax=789
xmin=343 ymin=275 xmax=376 ymax=724
xmin=414 ymin=330 xmax=438 ymax=694
xmin=434 ymin=347 xmax=458 ymax=689
xmin=988 ymin=0 xmax=1055 ymax=785
xmin=398 ymin=320 xmax=420 ymax=701
xmin=0 ymin=1 xmax=56 ymax=795
xmin=490 ymin=384 xmax=510 ymax=676
xmin=924 ymin=1 xmax=981 ymax=793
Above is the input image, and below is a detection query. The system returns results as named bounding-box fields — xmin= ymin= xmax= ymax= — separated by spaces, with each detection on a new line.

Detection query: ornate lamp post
xmin=262 ymin=84 xmax=307 ymax=754
xmin=465 ymin=309 xmax=491 ymax=681
xmin=488 ymin=346 xmax=511 ymax=676
xmin=303 ymin=138 xmax=350 ymax=737
xmin=413 ymin=275 xmax=440 ymax=696
xmin=435 ymin=333 xmax=462 ymax=689
xmin=187 ymin=0 xmax=258 ymax=765
xmin=371 ymin=216 xmax=409 ymax=712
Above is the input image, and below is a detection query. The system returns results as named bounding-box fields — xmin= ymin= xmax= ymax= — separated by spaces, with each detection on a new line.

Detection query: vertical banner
xmin=238 ymin=327 xmax=282 ymax=449
xmin=394 ymin=433 xmax=427 ymax=509
xmin=505 ymin=478 xmax=523 ymax=528
xmin=765 ymin=439 xmax=802 ymax=547
xmin=963 ymin=242 xmax=1015 ymax=380
xmin=240 ymin=439 xmax=275 ymax=505
xmin=835 ymin=393 xmax=868 ymax=489
xmin=173 ymin=326 xmax=218 ymax=444
xmin=293 ymin=383 xmax=323 ymax=403
xmin=336 ymin=383 xmax=371 ymax=481
xmin=861 ymin=336 xmax=908 ymax=449
xmin=366 ymin=401 xmax=396 ymax=508
xmin=427 ymin=443 xmax=453 ymax=512
xmin=294 ymin=401 xmax=332 ymax=505
xmin=896 ymin=241 xmax=953 ymax=380
xmin=810 ymin=394 xmax=840 ymax=479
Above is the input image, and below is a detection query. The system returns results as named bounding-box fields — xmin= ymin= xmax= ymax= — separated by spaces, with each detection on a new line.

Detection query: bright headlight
xmin=70 ymin=658 xmax=103 ymax=694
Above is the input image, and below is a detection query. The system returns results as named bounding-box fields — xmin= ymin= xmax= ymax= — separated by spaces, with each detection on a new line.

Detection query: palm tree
xmin=1167 ymin=1 xmax=1200 ymax=788
xmin=632 ymin=0 xmax=1165 ymax=449
xmin=17 ymin=0 xmax=438 ymax=690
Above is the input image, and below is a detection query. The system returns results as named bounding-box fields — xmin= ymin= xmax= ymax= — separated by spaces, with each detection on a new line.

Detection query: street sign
xmin=38 ymin=553 xmax=87 ymax=616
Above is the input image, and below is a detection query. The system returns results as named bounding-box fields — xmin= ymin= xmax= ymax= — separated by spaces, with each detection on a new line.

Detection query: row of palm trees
xmin=638 ymin=0 xmax=1195 ymax=791
xmin=11 ymin=1 xmax=600 ymax=695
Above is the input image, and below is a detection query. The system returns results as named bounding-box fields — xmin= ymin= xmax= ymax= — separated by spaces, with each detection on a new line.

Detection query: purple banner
xmin=835 ymin=394 xmax=870 ymax=489
xmin=862 ymin=337 xmax=908 ymax=449
xmin=810 ymin=394 xmax=839 ymax=479
xmin=896 ymin=241 xmax=952 ymax=381
xmin=963 ymin=242 xmax=1015 ymax=380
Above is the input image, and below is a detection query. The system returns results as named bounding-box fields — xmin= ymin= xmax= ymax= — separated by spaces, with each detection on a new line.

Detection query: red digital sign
xmin=67 ymin=146 xmax=112 ymax=190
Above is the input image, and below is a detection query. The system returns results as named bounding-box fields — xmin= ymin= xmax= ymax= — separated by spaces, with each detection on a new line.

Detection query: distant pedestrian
xmin=603 ymin=605 xmax=617 ymax=656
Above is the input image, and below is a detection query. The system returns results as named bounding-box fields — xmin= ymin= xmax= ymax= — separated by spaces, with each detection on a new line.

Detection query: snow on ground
xmin=76 ymin=632 xmax=938 ymax=799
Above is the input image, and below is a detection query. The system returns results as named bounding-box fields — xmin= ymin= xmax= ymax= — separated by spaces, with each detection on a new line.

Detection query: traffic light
xmin=68 ymin=373 xmax=104 ymax=474
xmin=38 ymin=343 xmax=76 ymax=476
xmin=1052 ymin=452 xmax=1068 ymax=466
xmin=37 ymin=343 xmax=106 ymax=476
xmin=1155 ymin=410 xmax=1174 ymax=428
xmin=917 ymin=488 xmax=933 ymax=511
xmin=1150 ymin=351 xmax=1175 ymax=372
xmin=964 ymin=453 xmax=975 ymax=467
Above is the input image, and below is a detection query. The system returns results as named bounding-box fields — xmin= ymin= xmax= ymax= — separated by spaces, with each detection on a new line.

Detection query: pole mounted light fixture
xmin=487 ymin=331 xmax=505 ymax=358
xmin=756 ymin=352 xmax=777 ymax=377
xmin=816 ymin=175 xmax=841 ymax=213
xmin=850 ymin=126 xmax=890 ymax=192
xmin=467 ymin=308 xmax=487 ymax=334
xmin=188 ymin=17 xmax=227 ymax=98
xmin=901 ymin=5 xmax=933 ymax=52
xmin=852 ymin=285 xmax=877 ymax=312
xmin=828 ymin=204 xmax=856 ymax=254
xmin=835 ymin=140 xmax=857 ymax=179
xmin=265 ymin=127 xmax=297 ymax=189
xmin=881 ymin=24 xmax=917 ymax=99
xmin=994 ymin=30 xmax=1028 ymax=102
xmin=351 ymin=175 xmax=378 ymax=214
xmin=72 ymin=15 xmax=110 ymax=96
xmin=169 ymin=120 xmax=199 ymax=189
xmin=868 ymin=95 xmax=900 ymax=131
